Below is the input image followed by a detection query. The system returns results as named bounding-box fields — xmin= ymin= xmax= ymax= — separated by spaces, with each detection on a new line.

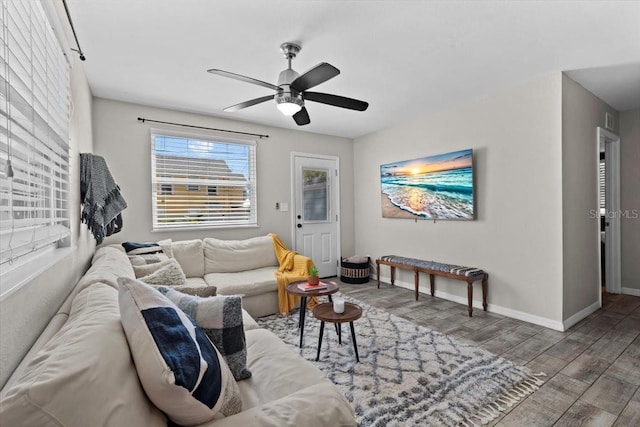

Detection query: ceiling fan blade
xmin=293 ymin=107 xmax=310 ymax=126
xmin=207 ymin=69 xmax=280 ymax=91
xmin=290 ymin=63 xmax=340 ymax=92
xmin=224 ymin=95 xmax=274 ymax=112
xmin=303 ymin=92 xmax=369 ymax=111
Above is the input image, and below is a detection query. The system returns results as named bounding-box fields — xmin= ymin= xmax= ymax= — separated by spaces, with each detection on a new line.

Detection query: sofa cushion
xmin=171 ymin=239 xmax=205 ymax=277
xmin=73 ymin=246 xmax=135 ymax=296
xmin=242 ymin=310 xmax=259 ymax=331
xmin=238 ymin=329 xmax=329 ymax=410
xmin=205 ymin=382 xmax=356 ymax=427
xmin=205 ymin=267 xmax=277 ymax=297
xmin=118 ymin=277 xmax=242 ymax=426
xmin=203 ymin=236 xmax=278 ymax=274
xmin=133 ymin=258 xmax=187 ymax=286
xmin=158 ymin=288 xmax=252 ymax=381
xmin=0 ymin=283 xmax=166 ymax=427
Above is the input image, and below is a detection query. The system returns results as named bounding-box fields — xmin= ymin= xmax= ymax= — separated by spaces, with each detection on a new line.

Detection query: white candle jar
xmin=333 ymin=297 xmax=345 ymax=314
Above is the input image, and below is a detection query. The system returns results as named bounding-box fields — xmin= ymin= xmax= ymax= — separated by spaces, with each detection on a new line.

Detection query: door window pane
xmin=303 ymin=168 xmax=329 ymax=222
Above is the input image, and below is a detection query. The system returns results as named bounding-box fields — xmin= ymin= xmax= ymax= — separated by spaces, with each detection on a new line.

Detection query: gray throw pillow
xmin=157 ymin=287 xmax=252 ymax=381
xmin=133 ymin=258 xmax=187 ymax=286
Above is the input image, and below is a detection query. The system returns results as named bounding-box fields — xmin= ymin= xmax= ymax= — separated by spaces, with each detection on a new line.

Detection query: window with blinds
xmin=0 ymin=0 xmax=71 ymax=267
xmin=151 ymin=132 xmax=257 ymax=229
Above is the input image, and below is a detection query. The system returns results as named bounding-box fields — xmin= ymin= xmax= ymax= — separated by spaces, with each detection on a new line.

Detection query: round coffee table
xmin=312 ymin=302 xmax=362 ymax=362
xmin=285 ymin=281 xmax=339 ymax=348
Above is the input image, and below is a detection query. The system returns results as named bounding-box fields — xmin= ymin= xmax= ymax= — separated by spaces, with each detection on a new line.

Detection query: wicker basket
xmin=340 ymin=257 xmax=370 ymax=284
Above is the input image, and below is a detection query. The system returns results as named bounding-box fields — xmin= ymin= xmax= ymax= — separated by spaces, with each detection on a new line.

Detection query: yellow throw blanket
xmin=269 ymin=233 xmax=318 ymax=314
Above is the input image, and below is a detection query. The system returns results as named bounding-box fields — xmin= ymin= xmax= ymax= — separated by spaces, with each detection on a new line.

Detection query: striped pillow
xmin=117 ymin=277 xmax=242 ymax=426
xmin=158 ymin=288 xmax=251 ymax=380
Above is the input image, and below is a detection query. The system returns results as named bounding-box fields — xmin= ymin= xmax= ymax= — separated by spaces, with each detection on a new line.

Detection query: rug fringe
xmin=461 ymin=372 xmax=546 ymax=426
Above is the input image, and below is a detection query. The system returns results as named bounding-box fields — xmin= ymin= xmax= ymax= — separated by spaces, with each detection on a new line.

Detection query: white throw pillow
xmin=157 ymin=238 xmax=173 ymax=258
xmin=117 ymin=277 xmax=242 ymax=426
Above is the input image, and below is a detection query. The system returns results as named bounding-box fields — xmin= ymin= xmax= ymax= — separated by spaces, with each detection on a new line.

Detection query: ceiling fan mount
xmin=207 ymin=42 xmax=368 ymax=126
xmin=279 ymin=42 xmax=301 ymax=60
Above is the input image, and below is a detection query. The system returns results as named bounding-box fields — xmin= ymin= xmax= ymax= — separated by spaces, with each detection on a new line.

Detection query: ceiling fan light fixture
xmin=275 ymin=94 xmax=303 ymax=116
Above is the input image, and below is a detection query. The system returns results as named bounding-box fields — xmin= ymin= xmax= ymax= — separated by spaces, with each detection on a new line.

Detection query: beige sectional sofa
xmin=0 ymin=245 xmax=356 ymax=426
xmin=156 ymin=235 xmax=304 ymax=318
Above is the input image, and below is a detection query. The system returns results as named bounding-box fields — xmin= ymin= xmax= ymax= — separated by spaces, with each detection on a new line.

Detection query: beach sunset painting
xmin=380 ymin=148 xmax=474 ymax=220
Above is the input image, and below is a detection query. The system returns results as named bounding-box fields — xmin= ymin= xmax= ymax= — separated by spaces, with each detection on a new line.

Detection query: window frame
xmin=159 ymin=183 xmax=173 ymax=195
xmin=150 ymin=129 xmax=258 ymax=230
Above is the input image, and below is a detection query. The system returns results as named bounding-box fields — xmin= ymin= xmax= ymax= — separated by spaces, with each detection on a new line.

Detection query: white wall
xmin=0 ymin=56 xmax=96 ymax=388
xmin=353 ymin=73 xmax=564 ymax=327
xmin=619 ymin=108 xmax=640 ymax=293
xmin=561 ymin=74 xmax=620 ymax=321
xmin=92 ymin=98 xmax=355 ymax=255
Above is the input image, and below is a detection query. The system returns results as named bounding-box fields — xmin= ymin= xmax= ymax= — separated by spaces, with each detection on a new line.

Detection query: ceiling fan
xmin=207 ymin=42 xmax=369 ymax=126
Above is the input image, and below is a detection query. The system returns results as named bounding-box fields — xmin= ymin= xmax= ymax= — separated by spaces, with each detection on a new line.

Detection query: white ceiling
xmin=67 ymin=0 xmax=640 ymax=139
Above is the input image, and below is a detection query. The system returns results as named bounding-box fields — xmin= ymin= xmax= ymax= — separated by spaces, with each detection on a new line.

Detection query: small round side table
xmin=285 ymin=281 xmax=339 ymax=348
xmin=312 ymin=302 xmax=362 ymax=362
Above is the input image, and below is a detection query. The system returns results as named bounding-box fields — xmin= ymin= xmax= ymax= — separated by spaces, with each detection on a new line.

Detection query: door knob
xmin=297 ymin=224 xmax=302 ymax=228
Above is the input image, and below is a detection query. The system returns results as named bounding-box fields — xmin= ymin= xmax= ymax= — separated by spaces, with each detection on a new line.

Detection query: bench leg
xmin=429 ymin=274 xmax=435 ymax=297
xmin=390 ymin=266 xmax=395 ymax=286
xmin=414 ymin=269 xmax=419 ymax=300
xmin=467 ymin=281 xmax=473 ymax=317
xmin=482 ymin=274 xmax=488 ymax=311
xmin=376 ymin=261 xmax=381 ymax=289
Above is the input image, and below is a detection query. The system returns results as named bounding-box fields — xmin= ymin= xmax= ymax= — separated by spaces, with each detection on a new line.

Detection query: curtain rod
xmin=137 ymin=117 xmax=269 ymax=139
xmin=62 ymin=0 xmax=86 ymax=61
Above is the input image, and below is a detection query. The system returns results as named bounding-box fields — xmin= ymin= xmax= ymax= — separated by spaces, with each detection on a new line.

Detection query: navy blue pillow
xmin=122 ymin=241 xmax=163 ymax=255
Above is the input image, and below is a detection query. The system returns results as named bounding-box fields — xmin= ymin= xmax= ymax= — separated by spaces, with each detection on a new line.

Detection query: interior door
xmin=292 ymin=154 xmax=340 ymax=278
xmin=597 ymin=127 xmax=621 ymax=296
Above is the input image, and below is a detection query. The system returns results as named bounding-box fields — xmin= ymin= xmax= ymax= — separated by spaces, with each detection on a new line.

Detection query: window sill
xmin=0 ymin=246 xmax=76 ymax=301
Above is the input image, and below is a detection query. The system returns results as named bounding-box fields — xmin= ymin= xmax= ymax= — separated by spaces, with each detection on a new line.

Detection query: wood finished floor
xmin=338 ymin=280 xmax=640 ymax=427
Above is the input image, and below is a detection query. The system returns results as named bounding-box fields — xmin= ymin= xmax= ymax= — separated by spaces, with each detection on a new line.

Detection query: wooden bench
xmin=376 ymin=255 xmax=488 ymax=317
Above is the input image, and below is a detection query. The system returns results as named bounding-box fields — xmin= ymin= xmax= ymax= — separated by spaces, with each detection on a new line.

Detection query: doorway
xmin=291 ymin=153 xmax=340 ymax=278
xmin=597 ymin=127 xmax=621 ymax=302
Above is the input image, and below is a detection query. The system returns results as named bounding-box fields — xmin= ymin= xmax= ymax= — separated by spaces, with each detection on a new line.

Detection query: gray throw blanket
xmin=80 ymin=153 xmax=127 ymax=244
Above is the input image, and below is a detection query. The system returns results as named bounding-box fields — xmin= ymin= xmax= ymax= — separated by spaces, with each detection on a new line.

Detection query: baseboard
xmin=562 ymin=301 xmax=600 ymax=331
xmin=622 ymin=287 xmax=640 ymax=297
xmin=382 ymin=276 xmax=565 ymax=331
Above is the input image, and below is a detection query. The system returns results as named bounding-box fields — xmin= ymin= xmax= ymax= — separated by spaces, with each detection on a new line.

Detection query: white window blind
xmin=151 ymin=132 xmax=257 ymax=229
xmin=0 ymin=0 xmax=70 ymax=266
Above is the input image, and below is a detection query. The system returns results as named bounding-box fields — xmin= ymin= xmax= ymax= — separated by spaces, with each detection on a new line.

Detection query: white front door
xmin=292 ymin=153 xmax=340 ymax=278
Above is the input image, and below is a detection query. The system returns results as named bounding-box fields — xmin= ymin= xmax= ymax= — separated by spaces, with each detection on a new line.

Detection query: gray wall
xmin=92 ymin=98 xmax=355 ymax=255
xmin=620 ymin=108 xmax=640 ymax=293
xmin=561 ymin=74 xmax=619 ymax=321
xmin=0 ymin=56 xmax=96 ymax=387
xmin=353 ymin=73 xmax=565 ymax=327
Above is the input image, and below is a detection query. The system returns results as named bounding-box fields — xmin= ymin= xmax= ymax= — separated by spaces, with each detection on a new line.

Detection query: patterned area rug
xmin=257 ymin=295 xmax=545 ymax=426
